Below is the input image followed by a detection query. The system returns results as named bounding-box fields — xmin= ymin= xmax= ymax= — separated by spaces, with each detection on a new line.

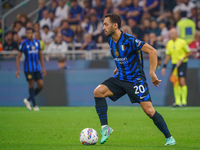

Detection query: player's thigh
xmin=27 ymin=80 xmax=35 ymax=88
xmin=36 ymin=79 xmax=44 ymax=89
xmin=179 ymin=77 xmax=186 ymax=86
xmin=94 ymin=84 xmax=114 ymax=97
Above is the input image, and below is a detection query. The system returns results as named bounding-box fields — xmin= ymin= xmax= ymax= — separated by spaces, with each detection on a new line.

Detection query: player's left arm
xmin=39 ymin=50 xmax=46 ymax=77
xmin=140 ymin=43 xmax=161 ymax=87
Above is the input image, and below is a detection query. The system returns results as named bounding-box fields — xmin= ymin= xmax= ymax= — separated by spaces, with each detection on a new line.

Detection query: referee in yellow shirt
xmin=161 ymin=28 xmax=191 ymax=106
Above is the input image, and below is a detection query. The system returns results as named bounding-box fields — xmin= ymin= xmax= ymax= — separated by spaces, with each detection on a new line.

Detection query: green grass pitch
xmin=0 ymin=106 xmax=200 ymax=150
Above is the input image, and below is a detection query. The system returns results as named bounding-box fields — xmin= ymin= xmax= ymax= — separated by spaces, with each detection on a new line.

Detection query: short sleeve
xmin=165 ymin=42 xmax=171 ymax=55
xmin=131 ymin=38 xmax=145 ymax=50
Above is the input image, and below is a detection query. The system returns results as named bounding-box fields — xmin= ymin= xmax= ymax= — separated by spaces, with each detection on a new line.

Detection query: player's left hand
xmin=150 ymin=72 xmax=161 ymax=87
xmin=42 ymin=68 xmax=47 ymax=77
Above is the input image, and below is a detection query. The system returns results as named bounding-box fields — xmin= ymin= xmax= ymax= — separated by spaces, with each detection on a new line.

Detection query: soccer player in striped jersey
xmin=94 ymin=13 xmax=176 ymax=145
xmin=16 ymin=28 xmax=46 ymax=111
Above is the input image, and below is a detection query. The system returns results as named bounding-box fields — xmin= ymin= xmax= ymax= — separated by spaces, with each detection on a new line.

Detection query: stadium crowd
xmin=0 ymin=0 xmax=200 ymax=59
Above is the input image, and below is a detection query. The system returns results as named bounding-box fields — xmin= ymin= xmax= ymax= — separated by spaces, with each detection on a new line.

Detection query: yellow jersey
xmin=166 ymin=38 xmax=190 ymax=64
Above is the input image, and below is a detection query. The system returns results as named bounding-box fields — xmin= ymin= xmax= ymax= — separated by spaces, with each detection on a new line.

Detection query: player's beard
xmin=106 ymin=27 xmax=115 ymax=37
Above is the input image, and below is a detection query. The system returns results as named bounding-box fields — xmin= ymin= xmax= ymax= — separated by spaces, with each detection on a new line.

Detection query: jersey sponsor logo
xmin=28 ymin=49 xmax=38 ymax=54
xmin=114 ymin=57 xmax=128 ymax=64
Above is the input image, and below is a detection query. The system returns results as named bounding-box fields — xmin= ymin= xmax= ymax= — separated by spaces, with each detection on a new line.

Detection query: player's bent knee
xmin=144 ymin=108 xmax=155 ymax=118
xmin=94 ymin=88 xmax=104 ymax=97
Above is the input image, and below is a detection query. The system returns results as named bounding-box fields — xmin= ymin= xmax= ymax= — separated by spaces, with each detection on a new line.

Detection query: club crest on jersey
xmin=32 ymin=46 xmax=35 ymax=50
xmin=28 ymin=74 xmax=32 ymax=79
xmin=115 ymin=51 xmax=119 ymax=57
xmin=121 ymin=45 xmax=125 ymax=51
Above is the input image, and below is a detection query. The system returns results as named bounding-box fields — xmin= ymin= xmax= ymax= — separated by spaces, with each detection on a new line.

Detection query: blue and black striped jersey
xmin=108 ymin=31 xmax=146 ymax=82
xmin=19 ymin=38 xmax=41 ymax=73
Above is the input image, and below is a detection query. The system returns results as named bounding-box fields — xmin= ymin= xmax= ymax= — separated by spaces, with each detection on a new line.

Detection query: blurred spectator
xmin=61 ymin=20 xmax=74 ymax=43
xmin=127 ymin=18 xmax=142 ymax=39
xmin=57 ymin=57 xmax=69 ymax=70
xmin=79 ymin=33 xmax=97 ymax=50
xmin=176 ymin=11 xmax=196 ymax=44
xmin=190 ymin=7 xmax=198 ymax=24
xmin=74 ymin=25 xmax=84 ymax=43
xmin=34 ymin=31 xmax=45 ymax=50
xmin=17 ymin=14 xmax=29 ymax=27
xmin=143 ymin=33 xmax=150 ymax=42
xmin=48 ymin=0 xmax=58 ymax=14
xmin=103 ymin=0 xmax=113 ymax=16
xmin=41 ymin=25 xmax=54 ymax=47
xmin=121 ymin=25 xmax=133 ymax=35
xmin=112 ymin=0 xmax=122 ymax=8
xmin=34 ymin=22 xmax=41 ymax=33
xmin=0 ymin=42 xmax=3 ymax=51
xmin=13 ymin=21 xmax=26 ymax=39
xmin=88 ymin=14 xmax=103 ymax=42
xmin=149 ymin=20 xmax=161 ymax=36
xmin=68 ymin=0 xmax=82 ymax=31
xmin=126 ymin=0 xmax=143 ymax=24
xmin=160 ymin=21 xmax=171 ymax=45
xmin=143 ymin=0 xmax=161 ymax=17
xmin=37 ymin=0 xmax=47 ymax=22
xmin=157 ymin=10 xmax=174 ymax=25
xmin=149 ymin=32 xmax=162 ymax=68
xmin=197 ymin=20 xmax=200 ymax=31
xmin=94 ymin=0 xmax=105 ymax=19
xmin=39 ymin=10 xmax=50 ymax=28
xmin=47 ymin=32 xmax=68 ymax=59
xmin=55 ymin=0 xmax=69 ymax=20
xmin=3 ymin=32 xmax=18 ymax=58
xmin=0 ymin=19 xmax=2 ymax=42
xmin=26 ymin=21 xmax=34 ymax=29
xmin=173 ymin=11 xmax=181 ymax=26
xmin=49 ymin=11 xmax=61 ymax=32
xmin=117 ymin=1 xmax=128 ymax=21
xmin=80 ymin=16 xmax=91 ymax=33
xmin=13 ymin=33 xmax=20 ymax=44
xmin=173 ymin=0 xmax=195 ymax=17
xmin=82 ymin=0 xmax=91 ymax=16
xmin=141 ymin=18 xmax=151 ymax=36
xmin=189 ymin=31 xmax=200 ymax=59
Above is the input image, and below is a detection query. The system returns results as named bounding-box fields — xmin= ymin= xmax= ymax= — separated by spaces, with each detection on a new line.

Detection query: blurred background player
xmin=161 ymin=28 xmax=191 ymax=107
xmin=16 ymin=28 xmax=46 ymax=111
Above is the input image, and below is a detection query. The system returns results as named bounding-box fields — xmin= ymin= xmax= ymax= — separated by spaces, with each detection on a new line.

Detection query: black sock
xmin=28 ymin=88 xmax=41 ymax=101
xmin=151 ymin=111 xmax=171 ymax=138
xmin=95 ymin=97 xmax=108 ymax=126
xmin=29 ymin=88 xmax=36 ymax=107
xmin=34 ymin=88 xmax=41 ymax=96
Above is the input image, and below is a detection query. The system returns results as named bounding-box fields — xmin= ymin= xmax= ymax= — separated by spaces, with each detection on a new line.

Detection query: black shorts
xmin=101 ymin=77 xmax=152 ymax=103
xmin=24 ymin=71 xmax=43 ymax=81
xmin=172 ymin=62 xmax=187 ymax=77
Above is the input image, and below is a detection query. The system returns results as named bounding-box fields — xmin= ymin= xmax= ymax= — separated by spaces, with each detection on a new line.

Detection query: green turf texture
xmin=0 ymin=106 xmax=200 ymax=150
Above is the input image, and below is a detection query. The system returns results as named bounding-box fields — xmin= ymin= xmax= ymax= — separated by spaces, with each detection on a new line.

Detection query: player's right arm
xmin=16 ymin=51 xmax=22 ymax=78
xmin=113 ymin=67 xmax=117 ymax=75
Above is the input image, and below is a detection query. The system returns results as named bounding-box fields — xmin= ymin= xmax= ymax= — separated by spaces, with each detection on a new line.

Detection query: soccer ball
xmin=79 ymin=128 xmax=98 ymax=145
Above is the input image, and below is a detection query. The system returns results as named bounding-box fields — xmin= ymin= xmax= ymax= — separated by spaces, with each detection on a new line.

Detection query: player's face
xmin=26 ymin=30 xmax=33 ymax=40
xmin=103 ymin=17 xmax=115 ymax=37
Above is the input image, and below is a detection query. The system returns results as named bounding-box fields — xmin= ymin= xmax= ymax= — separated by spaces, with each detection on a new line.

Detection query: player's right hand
xmin=16 ymin=70 xmax=20 ymax=78
xmin=150 ymin=72 xmax=161 ymax=87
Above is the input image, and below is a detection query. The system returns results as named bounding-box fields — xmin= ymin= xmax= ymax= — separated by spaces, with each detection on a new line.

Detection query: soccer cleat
xmin=100 ymin=125 xmax=114 ymax=144
xmin=23 ymin=98 xmax=32 ymax=111
xmin=33 ymin=106 xmax=39 ymax=111
xmin=165 ymin=136 xmax=176 ymax=145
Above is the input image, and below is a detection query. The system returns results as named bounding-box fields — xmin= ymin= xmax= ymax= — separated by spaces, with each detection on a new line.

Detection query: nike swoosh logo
xmin=140 ymin=96 xmax=146 ymax=99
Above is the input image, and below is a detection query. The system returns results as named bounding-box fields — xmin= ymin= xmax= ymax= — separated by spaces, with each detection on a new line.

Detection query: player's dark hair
xmin=105 ymin=13 xmax=121 ymax=29
xmin=26 ymin=27 xmax=34 ymax=32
